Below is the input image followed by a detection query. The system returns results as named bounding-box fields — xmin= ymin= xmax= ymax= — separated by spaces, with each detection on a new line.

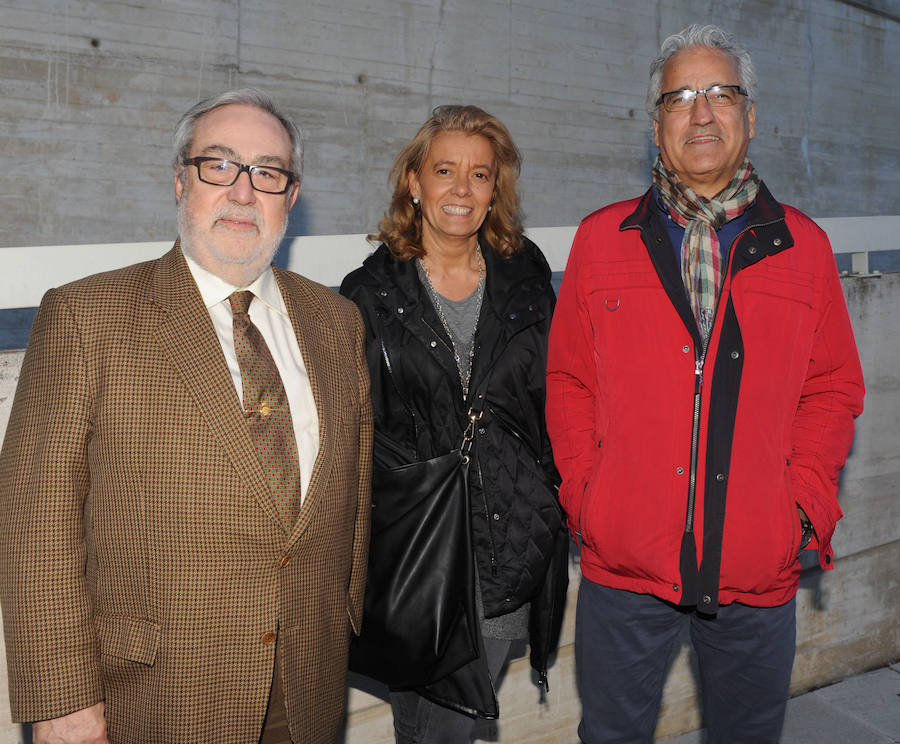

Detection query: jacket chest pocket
xmin=731 ymin=264 xmax=817 ymax=394
xmin=585 ymin=260 xmax=671 ymax=357
xmin=734 ymin=262 xmax=816 ymax=309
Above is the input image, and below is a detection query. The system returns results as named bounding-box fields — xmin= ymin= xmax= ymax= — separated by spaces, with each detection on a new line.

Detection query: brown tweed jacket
xmin=0 ymin=246 xmax=372 ymax=743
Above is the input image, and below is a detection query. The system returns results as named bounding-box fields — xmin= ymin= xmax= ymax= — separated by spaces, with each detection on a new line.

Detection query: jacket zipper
xmin=684 ymin=350 xmax=706 ymax=533
xmin=683 ymin=217 xmax=783 ymax=533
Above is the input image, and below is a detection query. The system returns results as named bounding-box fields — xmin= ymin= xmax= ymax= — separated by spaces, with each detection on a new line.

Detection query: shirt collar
xmin=652 ymin=184 xmax=670 ymax=220
xmin=182 ymin=251 xmax=288 ymax=316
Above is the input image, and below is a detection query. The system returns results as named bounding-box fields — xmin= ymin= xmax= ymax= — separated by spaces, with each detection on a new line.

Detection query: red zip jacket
xmin=546 ymin=184 xmax=864 ymax=611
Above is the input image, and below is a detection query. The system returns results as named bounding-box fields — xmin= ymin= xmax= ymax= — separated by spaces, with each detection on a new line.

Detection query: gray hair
xmin=646 ymin=24 xmax=758 ymax=119
xmin=172 ymin=88 xmax=304 ymax=183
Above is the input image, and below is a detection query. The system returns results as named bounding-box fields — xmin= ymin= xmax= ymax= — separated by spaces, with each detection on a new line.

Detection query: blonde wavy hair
xmin=371 ymin=105 xmax=524 ymax=260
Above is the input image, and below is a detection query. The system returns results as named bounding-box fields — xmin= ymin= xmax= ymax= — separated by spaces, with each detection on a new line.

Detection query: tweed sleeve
xmin=0 ymin=288 xmax=103 ymax=722
xmin=346 ymin=304 xmax=373 ymax=635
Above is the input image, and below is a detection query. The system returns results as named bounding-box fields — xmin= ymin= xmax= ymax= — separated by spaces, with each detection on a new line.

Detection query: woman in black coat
xmin=340 ymin=105 xmax=566 ymax=743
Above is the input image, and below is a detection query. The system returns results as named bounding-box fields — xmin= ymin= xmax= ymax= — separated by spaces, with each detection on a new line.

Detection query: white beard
xmin=177 ymin=186 xmax=289 ymax=286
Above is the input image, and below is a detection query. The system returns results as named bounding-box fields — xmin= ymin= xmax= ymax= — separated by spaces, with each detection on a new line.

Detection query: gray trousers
xmin=389 ymin=637 xmax=512 ymax=744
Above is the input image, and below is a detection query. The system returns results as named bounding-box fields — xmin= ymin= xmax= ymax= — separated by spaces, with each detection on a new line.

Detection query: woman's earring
xmin=487 ymin=204 xmax=492 ymax=212
xmin=412 ymin=197 xmax=420 ymax=206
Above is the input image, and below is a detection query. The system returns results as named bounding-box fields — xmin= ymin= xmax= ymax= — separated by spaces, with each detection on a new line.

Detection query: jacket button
xmin=676 ymin=467 xmax=685 ymax=475
xmin=748 ymin=245 xmax=758 ymax=255
xmin=825 ymin=555 xmax=831 ymax=565
xmin=529 ymin=304 xmax=536 ymax=311
xmin=430 ymin=340 xmax=437 ymax=348
xmin=672 ymin=584 xmax=680 ymax=592
xmin=279 ymin=555 xmax=291 ymax=568
xmin=730 ymin=350 xmax=739 ymax=359
xmin=716 ymin=473 xmax=725 ymax=482
xmin=509 ymin=312 xmax=517 ymax=320
xmin=682 ymin=345 xmax=690 ymax=353
xmin=478 ymin=427 xmax=486 ymax=435
xmin=261 ymin=631 xmax=276 ymax=645
xmin=397 ymin=307 xmax=404 ymax=314
xmin=493 ymin=513 xmax=500 ymax=521
xmin=773 ymin=238 xmax=782 ymax=247
xmin=379 ymin=290 xmax=387 ymax=297
xmin=702 ymin=595 xmax=712 ymax=604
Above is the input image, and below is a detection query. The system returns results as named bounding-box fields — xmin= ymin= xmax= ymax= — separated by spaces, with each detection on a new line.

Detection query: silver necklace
xmin=418 ymin=249 xmax=485 ymax=399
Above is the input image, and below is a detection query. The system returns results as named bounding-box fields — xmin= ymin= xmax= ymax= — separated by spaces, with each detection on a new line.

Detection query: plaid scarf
xmin=652 ymin=155 xmax=760 ymax=345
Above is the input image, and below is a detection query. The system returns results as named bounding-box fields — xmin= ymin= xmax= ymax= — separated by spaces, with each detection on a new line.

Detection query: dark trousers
xmin=576 ymin=578 xmax=796 ymax=744
xmin=390 ymin=637 xmax=512 ymax=744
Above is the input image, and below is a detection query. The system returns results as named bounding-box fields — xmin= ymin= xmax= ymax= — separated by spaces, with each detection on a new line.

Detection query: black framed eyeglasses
xmin=182 ymin=157 xmax=296 ymax=194
xmin=655 ymin=84 xmax=748 ymax=112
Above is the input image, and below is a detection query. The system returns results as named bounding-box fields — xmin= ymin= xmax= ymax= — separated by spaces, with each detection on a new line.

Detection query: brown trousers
xmin=259 ymin=642 xmax=291 ymax=744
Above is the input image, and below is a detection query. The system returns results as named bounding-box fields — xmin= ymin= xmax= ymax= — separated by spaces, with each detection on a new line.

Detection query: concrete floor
xmin=662 ymin=663 xmax=900 ymax=744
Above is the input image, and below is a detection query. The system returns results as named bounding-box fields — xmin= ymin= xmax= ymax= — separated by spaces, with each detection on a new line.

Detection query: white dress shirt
xmin=184 ymin=253 xmax=319 ymax=501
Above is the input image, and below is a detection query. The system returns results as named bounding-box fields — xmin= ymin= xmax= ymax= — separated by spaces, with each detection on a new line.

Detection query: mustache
xmin=212 ymin=206 xmax=261 ymax=227
xmin=683 ymin=127 xmax=722 ymax=140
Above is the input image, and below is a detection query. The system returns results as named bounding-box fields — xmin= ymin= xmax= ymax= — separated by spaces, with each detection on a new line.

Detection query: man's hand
xmin=33 ymin=702 xmax=108 ymax=744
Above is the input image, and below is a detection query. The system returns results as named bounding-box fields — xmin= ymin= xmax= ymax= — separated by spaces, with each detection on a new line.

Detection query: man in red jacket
xmin=546 ymin=23 xmax=864 ymax=744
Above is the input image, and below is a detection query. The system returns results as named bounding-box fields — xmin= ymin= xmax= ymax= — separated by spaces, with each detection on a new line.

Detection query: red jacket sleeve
xmin=545 ymin=219 xmax=601 ymax=540
xmin=787 ymin=217 xmax=865 ymax=569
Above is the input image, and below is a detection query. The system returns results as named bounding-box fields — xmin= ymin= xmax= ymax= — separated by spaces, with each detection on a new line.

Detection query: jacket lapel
xmin=275 ymin=269 xmax=341 ymax=547
xmin=470 ymin=239 xmax=548 ymax=394
xmin=150 ymin=245 xmax=276 ymax=520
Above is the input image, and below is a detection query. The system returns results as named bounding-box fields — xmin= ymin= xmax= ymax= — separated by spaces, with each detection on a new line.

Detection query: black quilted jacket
xmin=341 ymin=235 xmax=564 ymax=716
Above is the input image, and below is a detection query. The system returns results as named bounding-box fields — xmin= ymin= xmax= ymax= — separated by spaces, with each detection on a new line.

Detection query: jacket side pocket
xmin=95 ymin=614 xmax=160 ymax=666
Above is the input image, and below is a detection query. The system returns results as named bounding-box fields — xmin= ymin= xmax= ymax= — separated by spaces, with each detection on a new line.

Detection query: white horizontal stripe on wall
xmin=0 ymin=217 xmax=896 ymax=310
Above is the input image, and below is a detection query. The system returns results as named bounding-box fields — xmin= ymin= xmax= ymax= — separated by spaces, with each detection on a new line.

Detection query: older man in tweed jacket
xmin=0 ymin=90 xmax=372 ymax=743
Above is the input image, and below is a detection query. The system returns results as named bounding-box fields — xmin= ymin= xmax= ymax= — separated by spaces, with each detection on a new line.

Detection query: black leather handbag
xmin=349 ymin=407 xmax=485 ymax=688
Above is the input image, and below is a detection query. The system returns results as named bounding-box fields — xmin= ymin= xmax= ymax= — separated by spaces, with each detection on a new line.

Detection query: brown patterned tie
xmin=229 ymin=290 xmax=302 ymax=531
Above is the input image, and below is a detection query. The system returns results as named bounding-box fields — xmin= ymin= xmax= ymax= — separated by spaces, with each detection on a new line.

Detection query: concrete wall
xmin=1 ymin=0 xmax=898 ymax=739
xmin=1 ymin=0 xmax=898 ymax=250
xmin=0 ymin=268 xmax=896 ymax=742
